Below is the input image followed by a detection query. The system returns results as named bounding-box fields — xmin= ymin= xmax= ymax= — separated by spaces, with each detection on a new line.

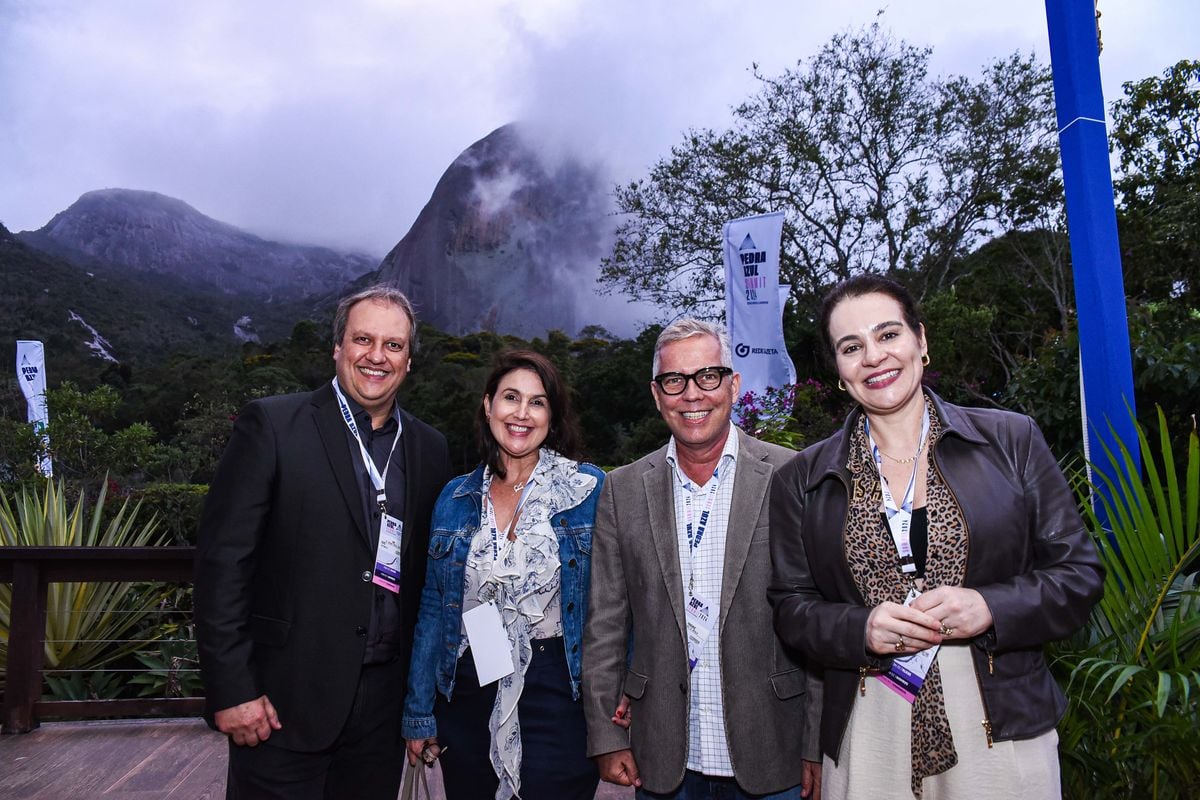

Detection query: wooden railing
xmin=0 ymin=546 xmax=203 ymax=733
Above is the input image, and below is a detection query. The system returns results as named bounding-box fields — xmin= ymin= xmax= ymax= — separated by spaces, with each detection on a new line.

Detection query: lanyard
xmin=331 ymin=378 xmax=403 ymax=513
xmin=865 ymin=407 xmax=930 ymax=574
xmin=681 ymin=463 xmax=722 ymax=594
xmin=483 ymin=479 xmax=534 ymax=558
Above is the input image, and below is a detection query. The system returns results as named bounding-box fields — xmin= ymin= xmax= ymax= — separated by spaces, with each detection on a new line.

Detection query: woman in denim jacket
xmin=403 ymin=350 xmax=604 ymax=800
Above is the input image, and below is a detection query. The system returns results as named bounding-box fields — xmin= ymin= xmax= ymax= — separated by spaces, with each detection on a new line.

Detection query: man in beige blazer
xmin=583 ymin=319 xmax=821 ymax=799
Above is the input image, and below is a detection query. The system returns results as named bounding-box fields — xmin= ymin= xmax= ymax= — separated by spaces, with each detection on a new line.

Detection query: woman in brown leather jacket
xmin=769 ymin=274 xmax=1103 ymax=800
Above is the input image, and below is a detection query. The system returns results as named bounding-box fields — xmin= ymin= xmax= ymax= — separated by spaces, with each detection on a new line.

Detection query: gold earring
xmin=921 ymin=353 xmax=930 ymax=367
xmin=837 ymin=379 xmax=846 ymax=392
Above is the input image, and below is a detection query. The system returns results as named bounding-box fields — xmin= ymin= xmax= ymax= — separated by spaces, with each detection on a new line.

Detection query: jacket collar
xmin=810 ymin=389 xmax=988 ymax=488
xmin=453 ymin=463 xmax=488 ymax=498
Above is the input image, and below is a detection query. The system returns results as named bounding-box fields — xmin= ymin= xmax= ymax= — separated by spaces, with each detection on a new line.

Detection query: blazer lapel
xmin=312 ymin=384 xmax=371 ymax=547
xmin=719 ymin=431 xmax=771 ymax=622
xmin=398 ymin=408 xmax=422 ymax=557
xmin=643 ymin=455 xmax=688 ymax=643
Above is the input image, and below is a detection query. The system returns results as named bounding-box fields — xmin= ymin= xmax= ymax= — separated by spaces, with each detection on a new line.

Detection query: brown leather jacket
xmin=768 ymin=391 xmax=1104 ymax=762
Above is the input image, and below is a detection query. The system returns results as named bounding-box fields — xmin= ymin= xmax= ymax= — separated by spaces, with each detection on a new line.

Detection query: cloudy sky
xmin=1 ymin=0 xmax=1195 ymax=258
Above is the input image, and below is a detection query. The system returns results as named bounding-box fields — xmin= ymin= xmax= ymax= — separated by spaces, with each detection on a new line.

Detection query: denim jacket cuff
xmin=401 ymin=714 xmax=437 ymax=740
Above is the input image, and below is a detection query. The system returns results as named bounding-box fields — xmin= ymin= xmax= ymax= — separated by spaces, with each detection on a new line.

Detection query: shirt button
xmin=568 ymin=559 xmax=577 ymax=568
xmin=567 ymin=602 xmax=575 ymax=612
xmin=361 ymin=570 xmax=371 ymax=581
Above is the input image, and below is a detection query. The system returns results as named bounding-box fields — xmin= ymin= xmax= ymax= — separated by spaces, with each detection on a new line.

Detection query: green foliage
xmin=1051 ymin=409 xmax=1200 ymax=798
xmin=125 ymin=635 xmax=202 ymax=698
xmin=130 ymin=483 xmax=209 ymax=545
xmin=601 ymin=21 xmax=1058 ymax=317
xmin=1111 ymin=59 xmax=1200 ymax=305
xmin=43 ymin=670 xmax=124 ymax=701
xmin=734 ymin=381 xmax=848 ymax=451
xmin=0 ymin=480 xmax=173 ymax=683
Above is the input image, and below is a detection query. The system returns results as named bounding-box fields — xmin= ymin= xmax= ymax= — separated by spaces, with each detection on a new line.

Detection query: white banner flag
xmin=16 ymin=340 xmax=53 ymax=476
xmin=723 ymin=212 xmax=795 ymax=417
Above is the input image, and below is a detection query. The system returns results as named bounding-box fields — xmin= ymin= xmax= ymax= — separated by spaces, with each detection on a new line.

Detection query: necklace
xmin=879 ymin=438 xmax=925 ymax=464
xmin=512 ymin=480 xmax=527 ymax=493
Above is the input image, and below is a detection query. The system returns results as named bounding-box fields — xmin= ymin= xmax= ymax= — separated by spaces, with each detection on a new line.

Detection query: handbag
xmin=400 ymin=761 xmax=434 ymax=800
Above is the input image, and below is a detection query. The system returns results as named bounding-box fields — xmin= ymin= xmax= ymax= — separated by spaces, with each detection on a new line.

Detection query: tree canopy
xmin=600 ymin=23 xmax=1060 ymax=315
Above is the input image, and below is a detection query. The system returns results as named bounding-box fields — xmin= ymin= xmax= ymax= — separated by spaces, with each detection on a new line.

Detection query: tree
xmin=600 ymin=23 xmax=1060 ymax=317
xmin=1110 ymin=59 xmax=1200 ymax=304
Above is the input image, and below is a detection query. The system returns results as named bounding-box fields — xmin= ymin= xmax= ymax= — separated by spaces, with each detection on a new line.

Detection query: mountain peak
xmin=377 ymin=123 xmax=615 ymax=337
xmin=20 ymin=188 xmax=373 ymax=300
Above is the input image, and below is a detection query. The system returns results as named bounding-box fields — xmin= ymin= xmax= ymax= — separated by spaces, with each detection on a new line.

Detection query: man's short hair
xmin=652 ymin=318 xmax=733 ymax=377
xmin=332 ymin=285 xmax=419 ymax=352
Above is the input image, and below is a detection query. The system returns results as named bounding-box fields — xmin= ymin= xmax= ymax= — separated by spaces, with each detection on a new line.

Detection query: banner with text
xmin=17 ymin=339 xmax=53 ymax=476
xmin=723 ymin=212 xmax=795 ymax=419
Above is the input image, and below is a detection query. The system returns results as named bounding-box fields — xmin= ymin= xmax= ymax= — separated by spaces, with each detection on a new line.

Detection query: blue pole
xmin=1044 ymin=0 xmax=1140 ymax=503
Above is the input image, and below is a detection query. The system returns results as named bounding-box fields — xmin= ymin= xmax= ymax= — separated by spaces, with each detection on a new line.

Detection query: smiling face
xmin=333 ymin=298 xmax=412 ymax=427
xmin=827 ymin=292 xmax=927 ymax=419
xmin=652 ymin=333 xmax=740 ymax=460
xmin=484 ymin=368 xmax=551 ymax=467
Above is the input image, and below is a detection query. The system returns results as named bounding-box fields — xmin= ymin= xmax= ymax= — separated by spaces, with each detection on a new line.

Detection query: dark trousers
xmin=635 ymin=770 xmax=805 ymax=800
xmin=435 ymin=637 xmax=598 ymax=800
xmin=225 ymin=660 xmax=405 ymax=800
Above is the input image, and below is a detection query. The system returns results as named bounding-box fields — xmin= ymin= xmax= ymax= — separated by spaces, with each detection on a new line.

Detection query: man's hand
xmin=595 ymin=748 xmax=641 ymax=787
xmin=215 ymin=695 xmax=282 ymax=747
xmin=801 ymin=758 xmax=822 ymax=800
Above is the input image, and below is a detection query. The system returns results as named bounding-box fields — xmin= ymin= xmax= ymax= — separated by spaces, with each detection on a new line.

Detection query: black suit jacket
xmin=194 ymin=382 xmax=451 ymax=751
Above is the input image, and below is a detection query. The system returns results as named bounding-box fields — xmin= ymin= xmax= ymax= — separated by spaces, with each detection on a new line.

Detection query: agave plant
xmin=1052 ymin=409 xmax=1200 ymax=799
xmin=0 ymin=480 xmax=173 ymax=690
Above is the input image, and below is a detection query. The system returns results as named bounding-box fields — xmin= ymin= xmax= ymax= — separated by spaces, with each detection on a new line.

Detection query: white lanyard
xmin=331 ymin=378 xmax=402 ymax=513
xmin=681 ymin=464 xmax=722 ymax=594
xmin=483 ymin=479 xmax=534 ymax=558
xmin=865 ymin=407 xmax=930 ymax=574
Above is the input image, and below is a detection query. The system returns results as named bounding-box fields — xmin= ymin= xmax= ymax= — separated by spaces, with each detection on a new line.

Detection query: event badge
xmin=371 ymin=514 xmax=403 ymax=593
xmin=462 ymin=601 xmax=516 ymax=686
xmin=876 ymin=588 xmax=939 ymax=703
xmin=685 ymin=593 xmax=717 ymax=672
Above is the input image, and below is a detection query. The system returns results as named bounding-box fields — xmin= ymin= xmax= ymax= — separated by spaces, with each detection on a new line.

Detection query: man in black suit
xmin=195 ymin=285 xmax=452 ymax=799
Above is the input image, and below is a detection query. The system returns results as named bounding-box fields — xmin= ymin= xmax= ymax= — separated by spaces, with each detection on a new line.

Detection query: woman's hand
xmin=405 ymin=737 xmax=441 ymax=766
xmin=865 ymin=601 xmax=943 ymax=656
xmin=910 ymin=587 xmax=993 ymax=640
xmin=611 ymin=695 xmax=632 ymax=730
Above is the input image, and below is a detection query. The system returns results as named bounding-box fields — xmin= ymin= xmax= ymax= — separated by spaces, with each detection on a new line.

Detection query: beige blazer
xmin=582 ymin=428 xmax=821 ymax=795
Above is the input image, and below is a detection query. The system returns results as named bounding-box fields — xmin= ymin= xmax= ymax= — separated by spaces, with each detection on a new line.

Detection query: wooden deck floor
xmin=0 ymin=718 xmax=634 ymax=799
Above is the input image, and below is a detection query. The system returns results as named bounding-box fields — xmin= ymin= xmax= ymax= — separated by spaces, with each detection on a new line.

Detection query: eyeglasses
xmin=653 ymin=366 xmax=734 ymax=396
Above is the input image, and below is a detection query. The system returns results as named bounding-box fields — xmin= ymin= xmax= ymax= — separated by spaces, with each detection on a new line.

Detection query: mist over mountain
xmin=377 ymin=124 xmax=627 ymax=338
xmin=1 ymin=198 xmax=365 ymax=375
xmin=19 ymin=189 xmax=375 ymax=301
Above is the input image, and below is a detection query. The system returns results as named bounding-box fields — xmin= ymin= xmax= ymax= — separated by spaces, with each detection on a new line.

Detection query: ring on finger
xmin=939 ymin=623 xmax=955 ymax=637
xmin=894 ymin=635 xmax=906 ymax=652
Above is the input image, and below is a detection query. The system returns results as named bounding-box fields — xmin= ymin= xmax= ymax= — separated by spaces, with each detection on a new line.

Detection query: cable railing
xmin=0 ymin=546 xmax=202 ymax=733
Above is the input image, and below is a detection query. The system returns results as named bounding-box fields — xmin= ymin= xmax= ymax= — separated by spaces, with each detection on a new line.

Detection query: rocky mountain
xmin=0 ymin=218 xmax=333 ymax=374
xmin=19 ymin=188 xmax=375 ymax=301
xmin=376 ymin=124 xmax=616 ymax=338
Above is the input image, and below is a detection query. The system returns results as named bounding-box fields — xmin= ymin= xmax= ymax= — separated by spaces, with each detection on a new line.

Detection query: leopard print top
xmin=844 ymin=398 xmax=969 ymax=797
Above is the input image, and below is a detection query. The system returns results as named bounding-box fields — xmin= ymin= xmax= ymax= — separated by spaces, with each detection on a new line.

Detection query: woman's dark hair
xmin=817 ymin=274 xmax=923 ymax=367
xmin=476 ymin=350 xmax=583 ymax=478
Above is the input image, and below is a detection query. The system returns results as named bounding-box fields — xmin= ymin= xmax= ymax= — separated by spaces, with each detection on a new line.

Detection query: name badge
xmin=462 ymin=602 xmax=516 ymax=686
xmin=876 ymin=587 xmax=939 ymax=703
xmin=685 ymin=592 xmax=717 ymax=672
xmin=371 ymin=514 xmax=403 ymax=593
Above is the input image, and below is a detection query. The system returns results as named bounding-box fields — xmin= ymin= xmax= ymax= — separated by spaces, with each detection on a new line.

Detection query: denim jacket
xmin=402 ymin=458 xmax=604 ymax=740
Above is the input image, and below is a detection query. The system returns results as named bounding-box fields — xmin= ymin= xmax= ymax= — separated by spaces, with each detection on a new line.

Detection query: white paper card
xmin=462 ymin=602 xmax=515 ymax=686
